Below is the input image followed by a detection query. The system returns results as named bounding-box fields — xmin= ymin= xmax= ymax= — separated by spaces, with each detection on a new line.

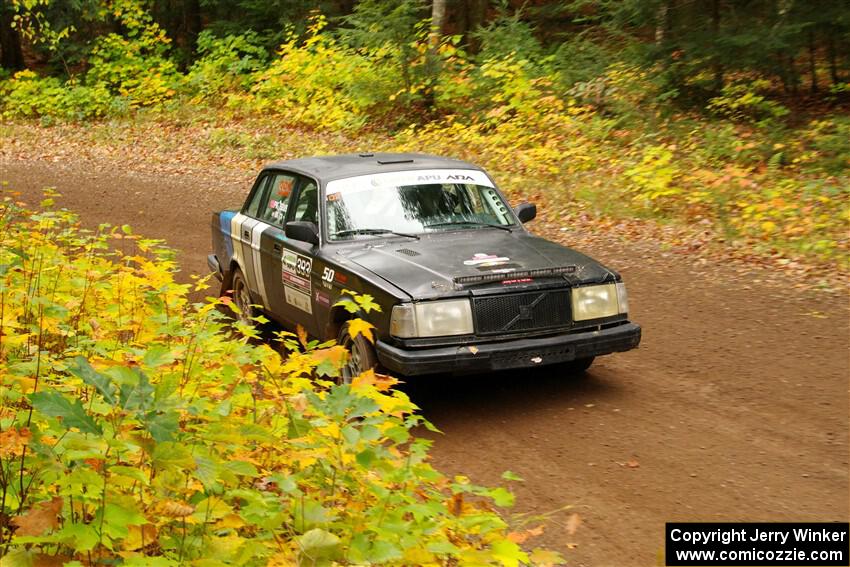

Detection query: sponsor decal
xmin=282 ymin=249 xmax=313 ymax=293
xmin=333 ymin=272 xmax=348 ymax=284
xmin=314 ymin=290 xmax=331 ymax=307
xmin=276 ymin=178 xmax=293 ymax=198
xmin=326 ymin=169 xmax=496 ymax=195
xmin=463 ymin=253 xmax=511 ymax=267
xmin=502 ymin=278 xmax=534 ymax=285
xmin=267 ymin=198 xmax=288 ymax=223
xmin=320 ymin=267 xmax=335 ymax=289
xmin=285 ymin=287 xmax=313 ymax=314
xmin=416 ymin=173 xmax=475 ymax=183
xmin=327 ymin=192 xmax=341 ymax=202
xmin=282 ymin=271 xmax=310 ymax=291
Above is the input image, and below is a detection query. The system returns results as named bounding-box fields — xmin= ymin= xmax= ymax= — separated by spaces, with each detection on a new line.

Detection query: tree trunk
xmin=184 ymin=0 xmax=201 ymax=52
xmin=422 ymin=0 xmax=447 ymax=111
xmin=463 ymin=0 xmax=488 ymax=53
xmin=430 ymin=0 xmax=446 ymax=47
xmin=655 ymin=1 xmax=669 ymax=45
xmin=826 ymin=29 xmax=839 ymax=85
xmin=0 ymin=1 xmax=24 ymax=71
xmin=710 ymin=0 xmax=724 ymax=93
xmin=807 ymin=29 xmax=818 ymax=93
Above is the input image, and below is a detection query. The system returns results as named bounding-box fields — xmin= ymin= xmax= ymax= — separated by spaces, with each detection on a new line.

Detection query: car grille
xmin=473 ymin=290 xmax=571 ymax=335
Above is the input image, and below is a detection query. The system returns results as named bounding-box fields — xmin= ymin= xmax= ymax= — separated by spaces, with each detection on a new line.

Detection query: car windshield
xmin=325 ymin=169 xmax=516 ymax=241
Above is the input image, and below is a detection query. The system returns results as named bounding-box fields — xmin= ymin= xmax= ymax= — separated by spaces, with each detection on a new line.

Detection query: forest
xmin=2 ymin=0 xmax=848 ymax=265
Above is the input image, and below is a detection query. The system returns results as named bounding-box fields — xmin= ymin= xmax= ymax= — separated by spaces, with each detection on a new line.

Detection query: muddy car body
xmin=209 ymin=153 xmax=641 ymax=378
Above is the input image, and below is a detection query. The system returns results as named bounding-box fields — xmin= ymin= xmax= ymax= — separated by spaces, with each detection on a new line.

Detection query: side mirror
xmin=514 ymin=202 xmax=537 ymax=223
xmin=285 ymin=221 xmax=319 ymax=245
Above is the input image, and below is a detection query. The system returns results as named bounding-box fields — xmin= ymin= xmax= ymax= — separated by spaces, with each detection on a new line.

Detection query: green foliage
xmin=187 ymin=31 xmax=268 ymax=99
xmin=0 ymin=2 xmax=846 ymax=265
xmin=0 ymin=70 xmax=112 ymax=119
xmin=248 ymin=14 xmax=398 ymax=129
xmin=707 ymin=80 xmax=790 ymax=123
xmin=472 ymin=5 xmax=546 ymax=67
xmin=0 ymin=194 xmax=558 ymax=564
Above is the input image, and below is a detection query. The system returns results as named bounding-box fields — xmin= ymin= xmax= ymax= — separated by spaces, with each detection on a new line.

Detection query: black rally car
xmin=209 ymin=153 xmax=641 ymax=379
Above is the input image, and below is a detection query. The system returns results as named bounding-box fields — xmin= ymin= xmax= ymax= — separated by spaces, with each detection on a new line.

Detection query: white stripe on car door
xmin=229 ymin=212 xmax=269 ymax=308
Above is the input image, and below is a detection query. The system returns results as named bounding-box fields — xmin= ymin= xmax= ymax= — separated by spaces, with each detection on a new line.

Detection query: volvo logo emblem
xmin=518 ymin=305 xmax=533 ymax=320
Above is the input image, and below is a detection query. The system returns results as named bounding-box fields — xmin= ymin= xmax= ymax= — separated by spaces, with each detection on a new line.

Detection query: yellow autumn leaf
xmin=124 ymin=524 xmax=158 ymax=551
xmin=215 ymin=513 xmax=245 ymax=530
xmin=347 ymin=319 xmax=374 ymax=343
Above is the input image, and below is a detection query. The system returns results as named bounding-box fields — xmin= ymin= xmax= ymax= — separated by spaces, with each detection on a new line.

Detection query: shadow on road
xmin=397 ymin=365 xmax=623 ymax=422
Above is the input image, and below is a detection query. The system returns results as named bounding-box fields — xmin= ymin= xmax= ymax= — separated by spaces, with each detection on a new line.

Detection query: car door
xmin=229 ymin=172 xmax=276 ymax=312
xmin=251 ymin=171 xmax=297 ymax=324
xmin=277 ymin=176 xmax=323 ymax=337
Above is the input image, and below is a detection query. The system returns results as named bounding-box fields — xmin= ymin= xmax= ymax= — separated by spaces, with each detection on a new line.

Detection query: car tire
xmin=338 ymin=320 xmax=378 ymax=384
xmin=562 ymin=356 xmax=594 ymax=374
xmin=229 ymin=267 xmax=254 ymax=326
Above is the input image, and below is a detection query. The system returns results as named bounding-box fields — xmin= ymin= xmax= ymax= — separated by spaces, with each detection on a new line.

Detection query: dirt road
xmin=3 ymin=161 xmax=848 ymax=566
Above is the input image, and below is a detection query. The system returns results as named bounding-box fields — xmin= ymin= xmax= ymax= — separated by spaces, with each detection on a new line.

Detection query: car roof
xmin=262 ymin=152 xmax=483 ymax=182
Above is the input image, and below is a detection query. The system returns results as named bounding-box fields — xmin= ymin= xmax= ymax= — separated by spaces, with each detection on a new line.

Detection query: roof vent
xmin=377 ymin=158 xmax=414 ymax=165
xmin=396 ymin=248 xmax=420 ymax=257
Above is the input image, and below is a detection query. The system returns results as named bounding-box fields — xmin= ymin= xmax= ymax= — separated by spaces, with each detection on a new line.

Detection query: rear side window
xmin=243 ymin=175 xmax=270 ymax=218
xmin=260 ymin=173 xmax=297 ymax=227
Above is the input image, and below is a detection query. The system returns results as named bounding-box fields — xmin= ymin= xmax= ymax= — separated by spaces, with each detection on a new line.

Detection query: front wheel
xmin=337 ymin=321 xmax=378 ymax=384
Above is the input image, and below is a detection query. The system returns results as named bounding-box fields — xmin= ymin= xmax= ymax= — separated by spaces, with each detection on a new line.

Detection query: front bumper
xmin=376 ymin=322 xmax=641 ymax=376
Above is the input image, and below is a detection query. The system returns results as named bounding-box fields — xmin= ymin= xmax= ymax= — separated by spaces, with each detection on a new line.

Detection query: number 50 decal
xmin=322 ymin=267 xmax=335 ymax=282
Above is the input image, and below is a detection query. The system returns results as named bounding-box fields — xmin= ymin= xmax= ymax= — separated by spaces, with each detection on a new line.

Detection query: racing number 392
xmin=296 ymin=257 xmax=312 ymax=277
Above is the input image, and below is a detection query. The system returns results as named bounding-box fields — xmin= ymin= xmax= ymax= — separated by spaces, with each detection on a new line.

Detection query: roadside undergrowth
xmin=0 ymin=191 xmax=555 ymax=565
xmin=1 ymin=117 xmax=846 ymax=292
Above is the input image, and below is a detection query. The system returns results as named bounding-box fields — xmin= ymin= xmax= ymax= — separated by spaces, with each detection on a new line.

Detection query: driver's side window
xmin=289 ymin=179 xmax=318 ymax=225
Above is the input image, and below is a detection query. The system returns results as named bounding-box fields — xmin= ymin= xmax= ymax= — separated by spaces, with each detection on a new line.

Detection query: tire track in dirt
xmin=3 ymin=161 xmax=848 ymax=566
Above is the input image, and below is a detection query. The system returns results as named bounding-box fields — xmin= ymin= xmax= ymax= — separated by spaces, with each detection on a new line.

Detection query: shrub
xmin=86 ymin=31 xmax=181 ymax=109
xmin=187 ymin=31 xmax=269 ymax=100
xmin=706 ymin=80 xmax=790 ymax=123
xmin=0 ymin=71 xmax=112 ymax=120
xmin=249 ymin=15 xmax=398 ymax=130
xmin=0 ymin=192 xmax=556 ymax=565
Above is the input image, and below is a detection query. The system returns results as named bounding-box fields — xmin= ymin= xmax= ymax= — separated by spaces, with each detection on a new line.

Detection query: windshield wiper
xmin=425 ymin=221 xmax=513 ymax=232
xmin=334 ymin=228 xmax=420 ymax=240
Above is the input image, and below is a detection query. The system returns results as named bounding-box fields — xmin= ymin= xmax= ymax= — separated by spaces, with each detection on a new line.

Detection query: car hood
xmin=339 ymin=229 xmax=616 ymax=299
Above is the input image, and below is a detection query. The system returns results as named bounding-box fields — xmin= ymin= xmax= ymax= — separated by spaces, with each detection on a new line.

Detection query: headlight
xmin=615 ymin=282 xmax=629 ymax=315
xmin=390 ymin=299 xmax=474 ymax=338
xmin=571 ymin=283 xmax=628 ymax=321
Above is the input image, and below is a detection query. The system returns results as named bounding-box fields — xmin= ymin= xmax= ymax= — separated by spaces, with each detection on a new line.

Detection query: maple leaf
xmin=312 ymin=345 xmax=348 ymax=377
xmin=124 ymin=523 xmax=158 ymax=551
xmin=347 ymin=319 xmax=374 ymax=343
xmin=446 ymin=492 xmax=464 ymax=516
xmin=296 ymin=324 xmax=309 ymax=348
xmin=351 ymin=368 xmax=377 ymax=388
xmin=506 ymin=524 xmax=544 ymax=544
xmin=157 ymin=500 xmax=194 ymax=518
xmin=529 ymin=548 xmax=566 ymax=566
xmin=0 ymin=427 xmax=31 ymax=458
xmin=12 ymin=496 xmax=63 ymax=537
